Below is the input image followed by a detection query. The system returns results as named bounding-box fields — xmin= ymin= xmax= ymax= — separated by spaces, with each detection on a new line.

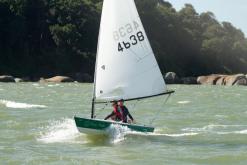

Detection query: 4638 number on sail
xmin=118 ymin=31 xmax=145 ymax=52
xmin=112 ymin=21 xmax=145 ymax=52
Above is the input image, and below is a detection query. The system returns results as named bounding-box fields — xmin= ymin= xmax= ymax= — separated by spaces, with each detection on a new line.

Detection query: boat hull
xmin=74 ymin=116 xmax=154 ymax=134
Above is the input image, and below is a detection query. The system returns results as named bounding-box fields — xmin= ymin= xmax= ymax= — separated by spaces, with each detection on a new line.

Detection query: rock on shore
xmin=164 ymin=72 xmax=181 ymax=84
xmin=163 ymin=72 xmax=247 ymax=86
xmin=40 ymin=76 xmax=74 ymax=83
xmin=0 ymin=75 xmax=15 ymax=82
xmin=197 ymin=74 xmax=247 ymax=86
xmin=1 ymin=73 xmax=246 ymax=86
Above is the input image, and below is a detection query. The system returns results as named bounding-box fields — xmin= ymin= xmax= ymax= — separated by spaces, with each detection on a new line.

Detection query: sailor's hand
xmin=132 ymin=119 xmax=136 ymax=124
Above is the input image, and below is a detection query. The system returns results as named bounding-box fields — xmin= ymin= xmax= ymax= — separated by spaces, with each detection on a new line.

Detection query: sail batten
xmin=94 ymin=0 xmax=167 ymax=102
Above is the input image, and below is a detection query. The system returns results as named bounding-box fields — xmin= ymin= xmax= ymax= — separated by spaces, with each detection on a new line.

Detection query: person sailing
xmin=104 ymin=99 xmax=135 ymax=123
xmin=118 ymin=99 xmax=134 ymax=123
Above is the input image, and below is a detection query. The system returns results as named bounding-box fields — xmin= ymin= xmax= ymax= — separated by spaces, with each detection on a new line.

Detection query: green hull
xmin=74 ymin=116 xmax=154 ymax=134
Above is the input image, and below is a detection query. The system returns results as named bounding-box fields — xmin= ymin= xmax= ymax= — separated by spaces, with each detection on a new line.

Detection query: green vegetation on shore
xmin=1 ymin=0 xmax=247 ymax=79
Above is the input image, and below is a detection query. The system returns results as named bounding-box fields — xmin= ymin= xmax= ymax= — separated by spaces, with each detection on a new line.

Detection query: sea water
xmin=0 ymin=83 xmax=246 ymax=164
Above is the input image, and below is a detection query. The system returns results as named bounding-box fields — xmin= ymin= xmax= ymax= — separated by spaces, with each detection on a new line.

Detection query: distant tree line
xmin=0 ymin=0 xmax=247 ymax=79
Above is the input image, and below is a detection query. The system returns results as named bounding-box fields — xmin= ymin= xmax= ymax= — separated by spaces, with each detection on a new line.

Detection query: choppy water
xmin=0 ymin=83 xmax=247 ymax=164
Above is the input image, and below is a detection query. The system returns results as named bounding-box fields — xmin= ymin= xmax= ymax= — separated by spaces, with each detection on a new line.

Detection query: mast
xmin=91 ymin=97 xmax=95 ymax=119
xmin=91 ymin=0 xmax=105 ymax=119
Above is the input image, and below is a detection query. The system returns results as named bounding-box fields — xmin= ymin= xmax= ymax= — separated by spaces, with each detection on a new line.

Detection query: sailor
xmin=104 ymin=100 xmax=135 ymax=123
xmin=104 ymin=101 xmax=121 ymax=121
xmin=118 ymin=99 xmax=134 ymax=123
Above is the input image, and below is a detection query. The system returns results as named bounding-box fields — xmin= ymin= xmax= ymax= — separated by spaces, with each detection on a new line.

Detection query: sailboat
xmin=74 ymin=0 xmax=174 ymax=134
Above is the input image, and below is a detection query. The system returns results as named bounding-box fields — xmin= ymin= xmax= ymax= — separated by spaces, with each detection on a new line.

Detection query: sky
xmin=167 ymin=0 xmax=247 ymax=37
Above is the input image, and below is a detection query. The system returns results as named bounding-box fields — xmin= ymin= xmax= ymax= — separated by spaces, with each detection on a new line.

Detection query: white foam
xmin=183 ymin=124 xmax=247 ymax=131
xmin=127 ymin=130 xmax=198 ymax=137
xmin=163 ymin=132 xmax=199 ymax=137
xmin=215 ymin=115 xmax=228 ymax=118
xmin=37 ymin=118 xmax=83 ymax=144
xmin=48 ymin=84 xmax=60 ymax=87
xmin=177 ymin=101 xmax=190 ymax=104
xmin=182 ymin=125 xmax=247 ymax=135
xmin=106 ymin=124 xmax=131 ymax=143
xmin=236 ymin=130 xmax=247 ymax=134
xmin=217 ymin=129 xmax=247 ymax=135
xmin=0 ymin=99 xmax=47 ymax=109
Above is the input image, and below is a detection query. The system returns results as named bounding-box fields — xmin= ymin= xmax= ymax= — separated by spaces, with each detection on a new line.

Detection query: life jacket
xmin=113 ymin=106 xmax=123 ymax=121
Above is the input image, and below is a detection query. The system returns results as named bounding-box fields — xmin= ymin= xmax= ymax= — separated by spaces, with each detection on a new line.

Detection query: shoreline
xmin=0 ymin=73 xmax=247 ymax=86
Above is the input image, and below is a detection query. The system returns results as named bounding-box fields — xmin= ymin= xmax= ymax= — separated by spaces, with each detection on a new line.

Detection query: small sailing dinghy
xmin=74 ymin=0 xmax=174 ymax=135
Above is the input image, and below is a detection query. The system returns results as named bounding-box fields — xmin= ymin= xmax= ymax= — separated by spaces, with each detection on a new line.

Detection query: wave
xmin=37 ymin=120 xmax=200 ymax=145
xmin=37 ymin=118 xmax=84 ymax=144
xmin=177 ymin=101 xmax=191 ymax=104
xmin=236 ymin=130 xmax=247 ymax=134
xmin=128 ymin=131 xmax=198 ymax=137
xmin=217 ymin=129 xmax=247 ymax=135
xmin=105 ymin=124 xmax=132 ymax=143
xmin=106 ymin=125 xmax=198 ymax=143
xmin=47 ymin=84 xmax=60 ymax=87
xmin=0 ymin=99 xmax=47 ymax=109
xmin=162 ymin=132 xmax=198 ymax=137
xmin=182 ymin=124 xmax=247 ymax=135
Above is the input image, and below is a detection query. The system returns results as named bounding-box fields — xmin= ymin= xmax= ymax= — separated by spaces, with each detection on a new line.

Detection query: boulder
xmin=198 ymin=74 xmax=247 ymax=86
xmin=40 ymin=76 xmax=74 ymax=83
xmin=224 ymin=74 xmax=247 ymax=86
xmin=215 ymin=76 xmax=226 ymax=85
xmin=197 ymin=74 xmax=223 ymax=85
xmin=234 ymin=77 xmax=247 ymax=85
xmin=0 ymin=75 xmax=15 ymax=82
xmin=181 ymin=77 xmax=197 ymax=84
xmin=164 ymin=72 xmax=181 ymax=84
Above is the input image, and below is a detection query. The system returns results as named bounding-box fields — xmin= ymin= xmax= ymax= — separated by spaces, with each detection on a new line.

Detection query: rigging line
xmin=136 ymin=52 xmax=152 ymax=62
xmin=127 ymin=44 xmax=152 ymax=63
xmin=132 ymin=0 xmax=149 ymax=53
xmin=149 ymin=93 xmax=172 ymax=125
xmin=95 ymin=102 xmax=109 ymax=118
xmin=126 ymin=64 xmax=160 ymax=82
xmin=139 ymin=33 xmax=150 ymax=53
xmin=130 ymin=99 xmax=139 ymax=124
xmin=131 ymin=99 xmax=139 ymax=110
xmin=127 ymin=47 xmax=142 ymax=61
xmin=128 ymin=1 xmax=150 ymax=61
xmin=122 ymin=99 xmax=139 ymax=123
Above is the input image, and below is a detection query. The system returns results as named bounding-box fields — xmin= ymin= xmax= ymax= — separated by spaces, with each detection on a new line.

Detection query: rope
xmin=130 ymin=99 xmax=139 ymax=110
xmin=95 ymin=102 xmax=109 ymax=118
xmin=122 ymin=100 xmax=139 ymax=123
xmin=149 ymin=94 xmax=171 ymax=125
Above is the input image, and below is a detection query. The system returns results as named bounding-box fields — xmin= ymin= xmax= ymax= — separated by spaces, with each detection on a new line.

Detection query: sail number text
xmin=118 ymin=31 xmax=145 ymax=52
xmin=112 ymin=21 xmax=146 ymax=52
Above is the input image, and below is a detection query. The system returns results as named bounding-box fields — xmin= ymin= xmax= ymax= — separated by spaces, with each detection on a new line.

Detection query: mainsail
xmin=94 ymin=0 xmax=167 ymax=102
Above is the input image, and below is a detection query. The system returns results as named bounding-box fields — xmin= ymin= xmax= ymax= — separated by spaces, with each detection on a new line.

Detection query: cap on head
xmin=112 ymin=101 xmax=117 ymax=105
xmin=119 ymin=99 xmax=124 ymax=102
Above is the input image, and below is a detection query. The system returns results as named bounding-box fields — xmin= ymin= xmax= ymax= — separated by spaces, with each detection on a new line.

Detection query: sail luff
xmin=91 ymin=0 xmax=106 ymax=118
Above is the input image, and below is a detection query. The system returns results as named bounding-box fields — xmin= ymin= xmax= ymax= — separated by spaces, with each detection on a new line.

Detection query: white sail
xmin=94 ymin=0 xmax=167 ymax=102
